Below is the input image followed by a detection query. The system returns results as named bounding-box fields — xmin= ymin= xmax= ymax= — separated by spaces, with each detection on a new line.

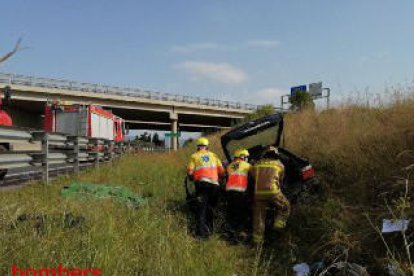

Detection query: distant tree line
xmin=134 ymin=132 xmax=164 ymax=147
xmin=289 ymin=91 xmax=315 ymax=111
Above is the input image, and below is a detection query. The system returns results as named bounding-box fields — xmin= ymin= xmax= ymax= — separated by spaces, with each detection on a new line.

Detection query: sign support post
xmin=280 ymin=82 xmax=331 ymax=110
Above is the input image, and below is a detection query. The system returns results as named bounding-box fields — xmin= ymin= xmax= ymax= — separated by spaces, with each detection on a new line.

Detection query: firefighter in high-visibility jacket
xmin=251 ymin=146 xmax=290 ymax=244
xmin=225 ymin=149 xmax=252 ymax=239
xmin=187 ymin=137 xmax=225 ymax=237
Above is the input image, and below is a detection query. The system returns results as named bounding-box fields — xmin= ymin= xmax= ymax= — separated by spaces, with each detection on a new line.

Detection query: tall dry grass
xmin=0 ymin=98 xmax=412 ymax=275
xmin=284 ymin=101 xmax=414 ymax=202
xmin=176 ymin=98 xmax=414 ymax=273
xmin=271 ymin=100 xmax=414 ymax=273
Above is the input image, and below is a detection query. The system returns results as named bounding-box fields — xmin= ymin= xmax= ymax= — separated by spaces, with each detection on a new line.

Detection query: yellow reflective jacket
xmin=251 ymin=159 xmax=284 ymax=195
xmin=187 ymin=149 xmax=224 ymax=185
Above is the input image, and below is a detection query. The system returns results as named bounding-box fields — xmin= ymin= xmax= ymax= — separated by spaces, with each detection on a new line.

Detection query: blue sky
xmin=1 ymin=0 xmax=414 ymax=106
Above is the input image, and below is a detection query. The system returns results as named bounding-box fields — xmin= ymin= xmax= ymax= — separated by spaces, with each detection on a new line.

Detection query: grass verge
xmin=0 ymin=99 xmax=413 ymax=275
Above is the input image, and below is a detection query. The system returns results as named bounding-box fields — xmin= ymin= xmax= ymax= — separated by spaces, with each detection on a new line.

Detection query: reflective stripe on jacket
xmin=251 ymin=159 xmax=284 ymax=195
xmin=187 ymin=150 xmax=224 ymax=185
xmin=226 ymin=159 xmax=251 ymax=192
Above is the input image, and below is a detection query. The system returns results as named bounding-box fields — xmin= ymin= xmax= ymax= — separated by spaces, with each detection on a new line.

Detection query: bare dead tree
xmin=0 ymin=38 xmax=23 ymax=64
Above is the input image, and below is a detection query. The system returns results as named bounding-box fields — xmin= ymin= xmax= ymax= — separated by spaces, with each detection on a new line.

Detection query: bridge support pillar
xmin=170 ymin=113 xmax=178 ymax=151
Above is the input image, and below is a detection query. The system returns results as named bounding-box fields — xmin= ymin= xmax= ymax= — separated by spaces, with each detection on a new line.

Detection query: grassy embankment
xmin=273 ymin=100 xmax=414 ymax=274
xmin=0 ymin=98 xmax=413 ymax=275
xmin=0 ymin=153 xmax=259 ymax=275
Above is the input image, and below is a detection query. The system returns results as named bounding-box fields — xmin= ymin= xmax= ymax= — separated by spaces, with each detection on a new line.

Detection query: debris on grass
xmin=381 ymin=219 xmax=410 ymax=233
xmin=294 ymin=246 xmax=370 ymax=275
xmin=61 ymin=182 xmax=148 ymax=209
xmin=10 ymin=212 xmax=85 ymax=235
xmin=293 ymin=262 xmax=310 ymax=276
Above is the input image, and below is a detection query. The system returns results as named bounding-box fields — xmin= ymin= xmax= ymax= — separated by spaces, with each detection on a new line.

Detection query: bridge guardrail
xmin=0 ymin=154 xmax=33 ymax=169
xmin=0 ymin=126 xmax=36 ymax=171
xmin=0 ymin=72 xmax=262 ymax=111
xmin=0 ymin=126 xmax=130 ymax=186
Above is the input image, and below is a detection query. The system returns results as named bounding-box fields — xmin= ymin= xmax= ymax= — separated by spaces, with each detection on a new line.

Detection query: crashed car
xmin=183 ymin=113 xmax=321 ymax=236
xmin=220 ymin=113 xmax=320 ymax=202
xmin=185 ymin=113 xmax=320 ymax=202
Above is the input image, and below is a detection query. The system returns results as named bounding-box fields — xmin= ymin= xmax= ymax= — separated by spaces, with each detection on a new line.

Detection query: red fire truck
xmin=44 ymin=102 xmax=127 ymax=142
xmin=0 ymin=86 xmax=12 ymax=126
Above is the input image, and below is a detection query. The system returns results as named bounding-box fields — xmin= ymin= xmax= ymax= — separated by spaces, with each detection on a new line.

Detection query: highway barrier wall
xmin=0 ymin=125 xmax=129 ymax=186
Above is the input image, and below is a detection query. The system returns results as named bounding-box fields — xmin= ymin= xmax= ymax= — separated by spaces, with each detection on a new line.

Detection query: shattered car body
xmin=221 ymin=113 xmax=320 ymax=201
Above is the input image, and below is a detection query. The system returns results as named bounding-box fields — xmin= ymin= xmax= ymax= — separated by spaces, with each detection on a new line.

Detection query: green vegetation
xmin=0 ymin=98 xmax=413 ymax=275
xmin=245 ymin=104 xmax=275 ymax=121
xmin=132 ymin=132 xmax=165 ymax=148
xmin=0 ymin=155 xmax=262 ymax=275
xmin=289 ymin=91 xmax=315 ymax=111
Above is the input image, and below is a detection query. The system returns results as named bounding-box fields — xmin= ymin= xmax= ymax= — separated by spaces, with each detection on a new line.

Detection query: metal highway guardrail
xmin=0 ymin=125 xmax=130 ymax=187
xmin=0 ymin=72 xmax=260 ymax=110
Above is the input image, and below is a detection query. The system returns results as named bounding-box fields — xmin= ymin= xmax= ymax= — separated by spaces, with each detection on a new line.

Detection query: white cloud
xmin=176 ymin=61 xmax=247 ymax=85
xmin=358 ymin=50 xmax=391 ymax=65
xmin=245 ymin=87 xmax=286 ymax=105
xmin=171 ymin=40 xmax=281 ymax=54
xmin=171 ymin=43 xmax=220 ymax=54
xmin=247 ymin=40 xmax=280 ymax=49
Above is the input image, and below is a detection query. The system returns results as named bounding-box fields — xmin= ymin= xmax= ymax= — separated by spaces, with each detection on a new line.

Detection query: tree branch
xmin=0 ymin=38 xmax=22 ymax=64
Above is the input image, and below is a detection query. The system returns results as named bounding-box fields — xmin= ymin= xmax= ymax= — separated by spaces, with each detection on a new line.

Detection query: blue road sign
xmin=290 ymin=85 xmax=307 ymax=97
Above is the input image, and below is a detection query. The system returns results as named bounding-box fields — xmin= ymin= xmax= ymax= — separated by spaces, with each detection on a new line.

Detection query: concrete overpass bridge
xmin=0 ymin=72 xmax=263 ymax=149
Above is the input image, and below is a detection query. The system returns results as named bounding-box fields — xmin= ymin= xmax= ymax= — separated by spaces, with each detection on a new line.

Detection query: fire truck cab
xmin=0 ymin=86 xmax=12 ymax=127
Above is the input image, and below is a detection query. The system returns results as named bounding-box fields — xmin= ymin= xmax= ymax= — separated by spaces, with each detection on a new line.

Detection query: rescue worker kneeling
xmin=225 ymin=149 xmax=252 ymax=240
xmin=187 ymin=137 xmax=225 ymax=238
xmin=251 ymin=146 xmax=290 ymax=244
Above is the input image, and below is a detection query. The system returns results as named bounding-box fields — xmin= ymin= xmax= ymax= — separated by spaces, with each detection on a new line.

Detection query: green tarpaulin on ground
xmin=61 ymin=183 xmax=147 ymax=209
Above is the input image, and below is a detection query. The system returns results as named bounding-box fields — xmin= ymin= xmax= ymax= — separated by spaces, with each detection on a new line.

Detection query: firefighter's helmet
xmin=196 ymin=137 xmax=209 ymax=147
xmin=233 ymin=149 xmax=249 ymax=158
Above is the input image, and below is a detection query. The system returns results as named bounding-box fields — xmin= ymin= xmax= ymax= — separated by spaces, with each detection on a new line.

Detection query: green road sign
xmin=165 ymin=132 xmax=181 ymax=137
